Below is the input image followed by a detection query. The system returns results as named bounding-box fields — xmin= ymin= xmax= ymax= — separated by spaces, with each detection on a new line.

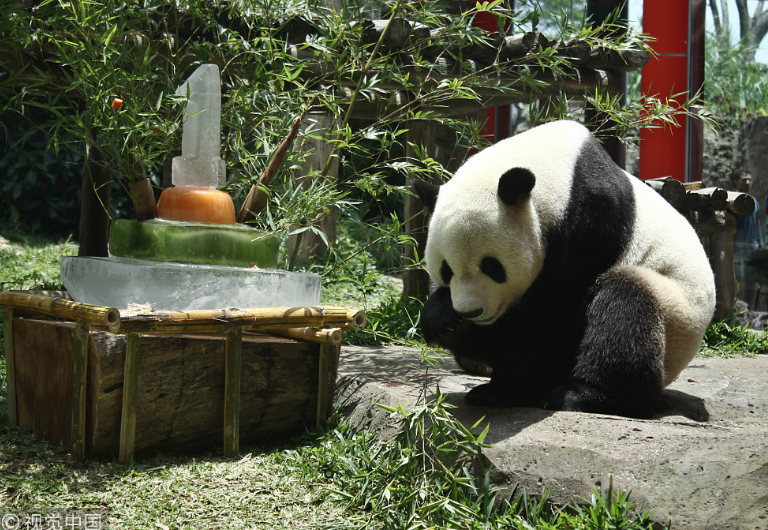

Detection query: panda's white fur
xmin=416 ymin=120 xmax=716 ymax=417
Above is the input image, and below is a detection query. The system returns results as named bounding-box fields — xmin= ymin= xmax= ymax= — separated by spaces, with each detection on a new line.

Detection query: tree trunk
xmin=78 ymin=140 xmax=113 ymax=257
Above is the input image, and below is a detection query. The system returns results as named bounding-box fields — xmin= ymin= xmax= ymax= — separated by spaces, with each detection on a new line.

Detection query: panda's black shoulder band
xmin=498 ymin=167 xmax=535 ymax=206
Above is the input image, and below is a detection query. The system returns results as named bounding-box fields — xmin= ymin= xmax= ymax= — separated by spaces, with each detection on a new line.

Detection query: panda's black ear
xmin=411 ymin=178 xmax=440 ymax=212
xmin=498 ymin=167 xmax=535 ymax=206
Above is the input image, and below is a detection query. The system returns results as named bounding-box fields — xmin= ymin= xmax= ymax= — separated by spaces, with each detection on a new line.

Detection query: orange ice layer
xmin=157 ymin=187 xmax=236 ymax=224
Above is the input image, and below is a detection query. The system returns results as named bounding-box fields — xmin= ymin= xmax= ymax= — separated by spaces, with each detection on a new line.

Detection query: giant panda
xmin=412 ymin=120 xmax=716 ymax=418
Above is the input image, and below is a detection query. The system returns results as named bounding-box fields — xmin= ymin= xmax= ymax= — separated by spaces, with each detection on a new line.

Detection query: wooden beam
xmin=70 ymin=320 xmax=89 ymax=462
xmin=3 ymin=309 xmax=18 ymax=426
xmin=119 ymin=333 xmax=141 ymax=463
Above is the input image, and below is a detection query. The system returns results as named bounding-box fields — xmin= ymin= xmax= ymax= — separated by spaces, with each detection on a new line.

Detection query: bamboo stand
xmin=0 ymin=291 xmax=364 ymax=463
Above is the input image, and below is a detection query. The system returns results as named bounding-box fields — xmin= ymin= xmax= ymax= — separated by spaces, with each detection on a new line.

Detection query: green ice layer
xmin=109 ymin=219 xmax=280 ymax=268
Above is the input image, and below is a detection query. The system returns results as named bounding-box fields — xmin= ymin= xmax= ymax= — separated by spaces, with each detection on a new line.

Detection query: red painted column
xmin=639 ymin=0 xmax=705 ymax=182
xmin=469 ymin=2 xmax=512 ymax=144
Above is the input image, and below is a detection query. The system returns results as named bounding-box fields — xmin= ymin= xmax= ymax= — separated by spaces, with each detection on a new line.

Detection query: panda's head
xmin=413 ymin=166 xmax=545 ymax=325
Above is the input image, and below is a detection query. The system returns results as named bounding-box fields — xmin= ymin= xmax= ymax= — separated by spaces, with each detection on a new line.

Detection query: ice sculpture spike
xmin=172 ymin=64 xmax=226 ymax=188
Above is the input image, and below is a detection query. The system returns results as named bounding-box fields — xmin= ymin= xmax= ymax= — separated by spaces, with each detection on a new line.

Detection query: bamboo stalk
xmin=267 ymin=327 xmax=343 ymax=346
xmin=128 ymin=177 xmax=158 ymax=221
xmin=316 ymin=344 xmax=331 ymax=431
xmin=118 ymin=306 xmax=365 ymax=335
xmin=119 ymin=333 xmax=141 ymax=464
xmin=71 ymin=320 xmax=89 ymax=462
xmin=237 ymin=103 xmax=312 ymax=223
xmin=0 ymin=292 xmax=121 ymax=333
xmin=223 ymin=328 xmax=242 ymax=458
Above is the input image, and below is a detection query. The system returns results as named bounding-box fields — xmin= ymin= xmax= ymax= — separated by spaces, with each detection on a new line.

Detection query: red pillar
xmin=639 ymin=0 xmax=705 ymax=182
xmin=469 ymin=3 xmax=512 ymax=144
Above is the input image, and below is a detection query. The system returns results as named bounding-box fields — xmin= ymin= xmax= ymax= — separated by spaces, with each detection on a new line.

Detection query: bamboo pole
xmin=0 ymin=292 xmax=121 ymax=333
xmin=3 ymin=309 xmax=18 ymax=426
xmin=223 ymin=328 xmax=242 ymax=458
xmin=118 ymin=306 xmax=366 ymax=335
xmin=237 ymin=103 xmax=312 ymax=223
xmin=316 ymin=344 xmax=330 ymax=431
xmin=71 ymin=320 xmax=89 ymax=462
xmin=267 ymin=327 xmax=343 ymax=346
xmin=119 ymin=333 xmax=141 ymax=463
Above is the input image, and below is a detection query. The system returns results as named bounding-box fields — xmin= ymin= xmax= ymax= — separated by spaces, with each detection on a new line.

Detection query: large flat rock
xmin=337 ymin=345 xmax=768 ymax=530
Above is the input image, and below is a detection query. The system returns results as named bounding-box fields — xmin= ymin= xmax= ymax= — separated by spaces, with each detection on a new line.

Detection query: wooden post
xmin=70 ymin=320 xmax=89 ymax=461
xmin=119 ymin=333 xmax=141 ymax=463
xmin=223 ymin=328 xmax=242 ymax=457
xmin=706 ymin=211 xmax=738 ymax=320
xmin=3 ymin=309 xmax=18 ymax=426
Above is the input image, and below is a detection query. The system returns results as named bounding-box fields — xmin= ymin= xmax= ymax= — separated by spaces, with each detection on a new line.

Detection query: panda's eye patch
xmin=440 ymin=260 xmax=454 ymax=284
xmin=481 ymin=256 xmax=506 ymax=283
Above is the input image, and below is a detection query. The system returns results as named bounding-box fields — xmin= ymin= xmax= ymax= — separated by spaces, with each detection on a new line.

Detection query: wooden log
xmin=725 ymin=191 xmax=757 ymax=216
xmin=499 ymin=32 xmax=538 ymax=59
xmin=355 ymin=18 xmax=412 ymax=50
xmin=119 ymin=333 xmax=140 ymax=463
xmin=646 ymin=178 xmax=686 ymax=211
xmin=0 ymin=292 xmax=120 ymax=332
xmin=3 ymin=309 xmax=18 ymax=426
xmin=70 ymin=320 xmax=89 ymax=462
xmin=685 ymin=187 xmax=731 ymax=212
xmin=582 ymin=46 xmax=651 ymax=72
xmin=11 ymin=319 xmax=332 ymax=456
xmin=223 ymin=328 xmax=242 ymax=458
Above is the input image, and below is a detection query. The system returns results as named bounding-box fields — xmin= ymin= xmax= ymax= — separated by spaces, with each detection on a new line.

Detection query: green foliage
xmin=0 ymin=244 xmax=75 ymax=292
xmin=0 ymin=111 xmax=83 ymax=237
xmin=287 ymin=389 xmax=662 ymax=530
xmin=562 ymin=478 xmax=663 ymax=530
xmin=699 ymin=313 xmax=768 ymax=358
xmin=704 ymin=33 xmax=768 ymax=124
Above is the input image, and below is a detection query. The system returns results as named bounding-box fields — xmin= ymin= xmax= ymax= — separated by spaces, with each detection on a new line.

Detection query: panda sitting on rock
xmin=413 ymin=120 xmax=716 ymax=418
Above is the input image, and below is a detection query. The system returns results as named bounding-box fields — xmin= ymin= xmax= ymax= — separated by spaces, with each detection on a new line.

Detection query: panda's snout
xmin=456 ymin=307 xmax=484 ymax=319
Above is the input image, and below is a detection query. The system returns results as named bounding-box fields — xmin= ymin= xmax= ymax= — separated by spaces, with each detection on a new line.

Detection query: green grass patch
xmin=699 ymin=314 xmax=768 ymax=358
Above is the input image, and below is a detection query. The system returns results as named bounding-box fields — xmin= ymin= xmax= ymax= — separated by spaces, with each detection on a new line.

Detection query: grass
xmin=0 ymin=227 xmax=710 ymax=529
xmin=698 ymin=312 xmax=768 ymax=358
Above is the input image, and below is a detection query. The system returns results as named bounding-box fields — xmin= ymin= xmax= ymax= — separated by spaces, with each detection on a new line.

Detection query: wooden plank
xmin=223 ymin=328 xmax=242 ymax=458
xmin=119 ymin=333 xmax=141 ymax=463
xmin=3 ymin=309 xmax=18 ymax=426
xmin=70 ymin=320 xmax=89 ymax=461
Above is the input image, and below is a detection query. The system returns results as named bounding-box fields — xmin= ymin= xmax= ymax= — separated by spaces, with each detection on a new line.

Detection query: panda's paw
xmin=465 ymin=383 xmax=516 ymax=407
xmin=541 ymin=386 xmax=568 ymax=411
